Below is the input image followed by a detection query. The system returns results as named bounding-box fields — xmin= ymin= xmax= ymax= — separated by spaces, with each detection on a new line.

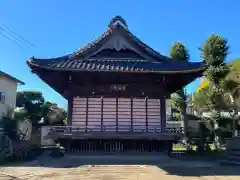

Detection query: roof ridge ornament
xmin=108 ymin=15 xmax=128 ymax=29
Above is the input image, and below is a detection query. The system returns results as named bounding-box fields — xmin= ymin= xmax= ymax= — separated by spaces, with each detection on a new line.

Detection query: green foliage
xmin=169 ymin=42 xmax=189 ymax=111
xmin=16 ymin=91 xmax=45 ymax=126
xmin=192 ymin=86 xmax=211 ymax=114
xmin=195 ymin=34 xmax=231 ymax=147
xmin=170 ymin=93 xmax=186 ymax=112
xmin=227 ymin=58 xmax=240 ymax=83
xmin=16 ymin=91 xmax=67 ymax=126
xmin=201 ymin=35 xmax=229 ymax=66
xmin=201 ymin=35 xmax=230 ymax=87
xmin=0 ymin=108 xmax=25 ymax=141
xmin=200 ymin=35 xmax=230 ymax=112
xmin=170 ymin=42 xmax=190 ymax=61
xmin=170 ymin=42 xmax=190 ymax=138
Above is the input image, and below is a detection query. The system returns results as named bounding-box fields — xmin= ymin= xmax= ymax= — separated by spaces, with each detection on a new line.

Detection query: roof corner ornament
xmin=29 ymin=56 xmax=34 ymax=62
xmin=108 ymin=15 xmax=128 ymax=30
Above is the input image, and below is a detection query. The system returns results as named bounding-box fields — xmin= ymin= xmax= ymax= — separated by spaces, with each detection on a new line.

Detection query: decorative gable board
xmin=87 ymin=33 xmax=156 ymax=62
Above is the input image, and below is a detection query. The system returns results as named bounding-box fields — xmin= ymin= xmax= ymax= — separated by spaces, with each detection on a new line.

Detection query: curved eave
xmin=27 ymin=60 xmax=206 ymax=75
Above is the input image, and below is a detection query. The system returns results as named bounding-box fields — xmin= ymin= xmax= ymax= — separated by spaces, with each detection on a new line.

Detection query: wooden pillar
xmin=145 ymin=97 xmax=148 ymax=132
xmin=116 ymin=97 xmax=118 ymax=132
xmin=67 ymin=77 xmax=73 ymax=127
xmin=67 ymin=94 xmax=73 ymax=126
xmin=160 ymin=97 xmax=166 ymax=132
xmin=86 ymin=97 xmax=89 ymax=132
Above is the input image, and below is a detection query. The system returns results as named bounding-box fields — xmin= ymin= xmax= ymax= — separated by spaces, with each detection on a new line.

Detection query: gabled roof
xmin=0 ymin=70 xmax=25 ymax=85
xmin=27 ymin=16 xmax=206 ymax=74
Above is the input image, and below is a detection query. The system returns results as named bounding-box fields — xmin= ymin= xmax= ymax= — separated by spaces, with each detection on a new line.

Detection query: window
xmin=0 ymin=92 xmax=6 ymax=104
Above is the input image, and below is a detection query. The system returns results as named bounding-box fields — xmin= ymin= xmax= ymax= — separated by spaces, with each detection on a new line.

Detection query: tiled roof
xmin=28 ymin=57 xmax=205 ymax=73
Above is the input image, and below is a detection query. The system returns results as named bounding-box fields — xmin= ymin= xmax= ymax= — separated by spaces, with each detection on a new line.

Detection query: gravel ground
xmin=0 ymin=155 xmax=239 ymax=180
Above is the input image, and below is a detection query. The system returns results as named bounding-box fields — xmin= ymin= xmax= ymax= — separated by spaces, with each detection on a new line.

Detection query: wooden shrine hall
xmin=27 ymin=16 xmax=205 ymax=153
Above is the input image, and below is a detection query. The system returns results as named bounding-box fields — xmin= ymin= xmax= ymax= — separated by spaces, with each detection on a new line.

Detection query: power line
xmin=0 ymin=26 xmax=27 ymax=47
xmin=0 ymin=31 xmax=24 ymax=49
xmin=0 ymin=24 xmax=36 ymax=48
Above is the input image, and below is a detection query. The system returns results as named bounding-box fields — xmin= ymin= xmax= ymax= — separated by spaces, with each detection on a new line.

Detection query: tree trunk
xmin=229 ymin=94 xmax=238 ymax=137
xmin=181 ymin=103 xmax=188 ymax=142
xmin=212 ymin=111 xmax=221 ymax=150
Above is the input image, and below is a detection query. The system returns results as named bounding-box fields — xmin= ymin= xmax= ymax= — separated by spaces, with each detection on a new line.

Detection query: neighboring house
xmin=0 ymin=70 xmax=24 ymax=117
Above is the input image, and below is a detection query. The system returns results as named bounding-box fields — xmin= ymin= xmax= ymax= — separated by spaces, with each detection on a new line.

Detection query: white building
xmin=0 ymin=70 xmax=24 ymax=117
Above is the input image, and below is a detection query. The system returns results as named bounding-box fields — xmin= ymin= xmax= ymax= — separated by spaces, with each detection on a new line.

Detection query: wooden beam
xmin=70 ymin=84 xmax=164 ymax=98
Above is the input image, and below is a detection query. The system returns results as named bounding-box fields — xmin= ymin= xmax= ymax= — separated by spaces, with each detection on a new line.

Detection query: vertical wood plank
xmin=116 ymin=97 xmax=118 ymax=132
xmin=130 ymin=97 xmax=133 ymax=132
xmin=86 ymin=97 xmax=89 ymax=132
xmin=101 ymin=97 xmax=103 ymax=131
xmin=160 ymin=97 xmax=166 ymax=132
xmin=145 ymin=97 xmax=148 ymax=132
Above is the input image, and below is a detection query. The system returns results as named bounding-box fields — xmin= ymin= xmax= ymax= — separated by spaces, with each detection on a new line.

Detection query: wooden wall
xmin=72 ymin=97 xmax=162 ymax=132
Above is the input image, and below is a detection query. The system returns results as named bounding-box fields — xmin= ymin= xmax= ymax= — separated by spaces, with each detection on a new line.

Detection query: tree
xmin=221 ymin=79 xmax=240 ymax=136
xmin=200 ymin=35 xmax=230 ymax=148
xmin=170 ymin=42 xmax=189 ymax=139
xmin=16 ymin=91 xmax=45 ymax=126
xmin=0 ymin=107 xmax=30 ymax=144
xmin=16 ymin=91 xmax=67 ymax=126
xmin=192 ymin=86 xmax=211 ymax=116
xmin=42 ymin=102 xmax=67 ymax=125
xmin=192 ymin=85 xmax=230 ymax=116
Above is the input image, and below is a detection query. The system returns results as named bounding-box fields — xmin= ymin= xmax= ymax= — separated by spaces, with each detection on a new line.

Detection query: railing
xmin=48 ymin=125 xmax=184 ymax=134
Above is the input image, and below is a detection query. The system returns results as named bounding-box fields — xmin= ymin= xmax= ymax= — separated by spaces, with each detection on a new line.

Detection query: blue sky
xmin=0 ymin=1 xmax=239 ymax=109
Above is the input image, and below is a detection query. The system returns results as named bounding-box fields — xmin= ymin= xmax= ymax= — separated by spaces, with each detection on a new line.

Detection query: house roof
xmin=0 ymin=70 xmax=25 ymax=85
xmin=27 ymin=15 xmax=206 ymax=74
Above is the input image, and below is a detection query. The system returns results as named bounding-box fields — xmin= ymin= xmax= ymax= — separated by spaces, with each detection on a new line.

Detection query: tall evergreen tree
xmin=170 ymin=42 xmax=189 ymax=139
xmin=201 ymin=34 xmax=230 ymax=146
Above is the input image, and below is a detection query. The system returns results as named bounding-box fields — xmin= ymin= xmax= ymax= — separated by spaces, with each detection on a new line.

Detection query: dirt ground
xmin=0 ymin=154 xmax=239 ymax=180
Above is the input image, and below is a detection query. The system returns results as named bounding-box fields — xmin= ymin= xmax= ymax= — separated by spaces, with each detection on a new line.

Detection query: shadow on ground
xmin=2 ymin=153 xmax=240 ymax=177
